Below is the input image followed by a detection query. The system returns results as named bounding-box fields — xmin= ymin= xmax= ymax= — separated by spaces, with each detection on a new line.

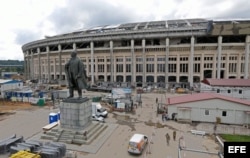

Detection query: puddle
xmin=112 ymin=113 xmax=136 ymax=131
xmin=112 ymin=113 xmax=179 ymax=131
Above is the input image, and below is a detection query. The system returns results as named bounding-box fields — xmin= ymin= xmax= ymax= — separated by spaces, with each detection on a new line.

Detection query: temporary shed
xmin=200 ymin=79 xmax=250 ymax=100
xmin=0 ymin=79 xmax=23 ymax=98
xmin=167 ymin=93 xmax=250 ymax=125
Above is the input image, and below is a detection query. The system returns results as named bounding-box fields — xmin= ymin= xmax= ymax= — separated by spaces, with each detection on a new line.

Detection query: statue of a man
xmin=65 ymin=51 xmax=88 ymax=98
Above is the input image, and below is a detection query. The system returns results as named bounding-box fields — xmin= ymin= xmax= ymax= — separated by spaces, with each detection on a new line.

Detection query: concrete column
xmin=201 ymin=53 xmax=205 ymax=80
xmin=217 ymin=36 xmax=222 ymax=79
xmin=31 ymin=51 xmax=34 ymax=79
xmin=176 ymin=54 xmax=180 ymax=83
xmin=90 ymin=41 xmax=94 ymax=84
xmin=244 ymin=35 xmax=250 ymax=79
xmin=123 ymin=56 xmax=125 ymax=82
xmin=237 ymin=54 xmax=241 ymax=78
xmin=110 ymin=40 xmax=114 ymax=83
xmin=24 ymin=57 xmax=27 ymax=79
xmin=104 ymin=56 xmax=107 ymax=82
xmin=212 ymin=53 xmax=217 ymax=78
xmin=113 ymin=56 xmax=116 ymax=82
xmin=37 ymin=48 xmax=41 ymax=81
xmin=46 ymin=46 xmax=51 ymax=83
xmin=165 ymin=38 xmax=170 ymax=87
xmin=225 ymin=53 xmax=229 ymax=78
xmin=58 ymin=44 xmax=62 ymax=82
xmin=131 ymin=39 xmax=135 ymax=84
xmin=25 ymin=51 xmax=29 ymax=79
xmin=154 ymin=54 xmax=157 ymax=84
xmin=189 ymin=36 xmax=194 ymax=87
xmin=142 ymin=39 xmax=146 ymax=86
xmin=53 ymin=58 xmax=56 ymax=80
xmin=73 ymin=43 xmax=76 ymax=51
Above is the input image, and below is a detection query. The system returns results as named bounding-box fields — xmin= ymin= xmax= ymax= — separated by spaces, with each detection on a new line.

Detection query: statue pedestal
xmin=59 ymin=97 xmax=91 ymax=130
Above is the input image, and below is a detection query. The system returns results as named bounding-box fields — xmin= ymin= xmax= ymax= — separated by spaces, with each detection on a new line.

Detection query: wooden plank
xmin=42 ymin=122 xmax=58 ymax=132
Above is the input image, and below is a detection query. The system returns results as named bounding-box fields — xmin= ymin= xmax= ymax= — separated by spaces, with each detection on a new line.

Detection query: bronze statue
xmin=65 ymin=51 xmax=88 ymax=98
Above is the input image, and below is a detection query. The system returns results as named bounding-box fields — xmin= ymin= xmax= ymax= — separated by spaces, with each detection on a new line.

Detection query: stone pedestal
xmin=59 ymin=97 xmax=91 ymax=130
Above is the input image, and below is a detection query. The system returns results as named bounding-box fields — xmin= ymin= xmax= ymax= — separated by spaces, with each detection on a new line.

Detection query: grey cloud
xmin=199 ymin=0 xmax=250 ymax=19
xmin=48 ymin=0 xmax=138 ymax=34
xmin=14 ymin=29 xmax=41 ymax=45
xmin=214 ymin=1 xmax=250 ymax=19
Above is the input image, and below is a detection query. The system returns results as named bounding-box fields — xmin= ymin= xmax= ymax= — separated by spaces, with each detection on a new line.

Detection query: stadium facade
xmin=22 ymin=18 xmax=250 ymax=88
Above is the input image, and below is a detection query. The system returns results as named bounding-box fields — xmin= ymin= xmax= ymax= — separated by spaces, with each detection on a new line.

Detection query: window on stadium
xmin=157 ymin=64 xmax=165 ymax=72
xmin=116 ymin=64 xmax=123 ymax=72
xmin=194 ymin=63 xmax=200 ymax=73
xmin=146 ymin=57 xmax=154 ymax=62
xmin=136 ymin=64 xmax=143 ymax=72
xmin=146 ymin=64 xmax=154 ymax=72
xmin=136 ymin=57 xmax=143 ymax=62
xmin=107 ymin=64 xmax=111 ymax=72
xmin=126 ymin=57 xmax=131 ymax=62
xmin=168 ymin=64 xmax=176 ymax=73
xmin=180 ymin=64 xmax=188 ymax=73
xmin=157 ymin=57 xmax=165 ymax=61
xmin=98 ymin=64 xmax=104 ymax=72
xmin=126 ymin=64 xmax=131 ymax=72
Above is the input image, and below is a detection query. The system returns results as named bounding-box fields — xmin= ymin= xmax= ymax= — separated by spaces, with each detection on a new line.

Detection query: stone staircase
xmin=41 ymin=122 xmax=108 ymax=145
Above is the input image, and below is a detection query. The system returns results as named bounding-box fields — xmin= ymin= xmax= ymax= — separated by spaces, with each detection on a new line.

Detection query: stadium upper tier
xmin=22 ymin=18 xmax=250 ymax=51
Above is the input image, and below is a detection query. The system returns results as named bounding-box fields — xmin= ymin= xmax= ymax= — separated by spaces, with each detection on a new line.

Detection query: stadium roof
xmin=53 ymin=18 xmax=209 ymax=37
xmin=50 ymin=18 xmax=250 ymax=38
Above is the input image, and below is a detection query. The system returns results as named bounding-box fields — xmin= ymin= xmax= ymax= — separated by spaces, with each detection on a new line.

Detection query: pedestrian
xmin=213 ymin=123 xmax=217 ymax=134
xmin=162 ymin=112 xmax=165 ymax=122
xmin=51 ymin=92 xmax=55 ymax=107
xmin=165 ymin=133 xmax=170 ymax=145
xmin=156 ymin=97 xmax=158 ymax=104
xmin=165 ymin=113 xmax=169 ymax=120
xmin=173 ymin=130 xmax=176 ymax=141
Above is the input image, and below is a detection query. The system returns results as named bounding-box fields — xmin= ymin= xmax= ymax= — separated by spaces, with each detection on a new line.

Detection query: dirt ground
xmin=0 ymin=100 xmax=46 ymax=121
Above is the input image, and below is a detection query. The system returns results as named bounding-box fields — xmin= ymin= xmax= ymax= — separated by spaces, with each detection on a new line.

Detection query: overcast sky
xmin=0 ymin=0 xmax=249 ymax=60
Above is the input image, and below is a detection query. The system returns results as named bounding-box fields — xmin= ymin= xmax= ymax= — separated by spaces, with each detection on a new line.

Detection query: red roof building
xmin=202 ymin=79 xmax=250 ymax=87
xmin=200 ymin=79 xmax=250 ymax=100
xmin=167 ymin=93 xmax=250 ymax=106
xmin=167 ymin=92 xmax=250 ymax=125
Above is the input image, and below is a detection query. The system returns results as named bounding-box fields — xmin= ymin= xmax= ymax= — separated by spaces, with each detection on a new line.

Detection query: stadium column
xmin=110 ymin=40 xmax=114 ymax=83
xmin=90 ymin=41 xmax=95 ymax=85
xmin=176 ymin=54 xmax=180 ymax=83
xmin=131 ymin=39 xmax=135 ymax=85
xmin=37 ymin=47 xmax=41 ymax=82
xmin=244 ymin=35 xmax=250 ymax=79
xmin=225 ymin=53 xmax=229 ymax=78
xmin=58 ymin=44 xmax=62 ymax=83
xmin=25 ymin=51 xmax=29 ymax=79
xmin=189 ymin=36 xmax=194 ymax=88
xmin=201 ymin=53 xmax=205 ymax=80
xmin=237 ymin=53 xmax=241 ymax=79
xmin=217 ymin=36 xmax=222 ymax=79
xmin=212 ymin=53 xmax=217 ymax=78
xmin=104 ymin=56 xmax=107 ymax=82
xmin=142 ymin=39 xmax=146 ymax=86
xmin=31 ymin=51 xmax=34 ymax=79
xmin=165 ymin=38 xmax=169 ymax=88
xmin=46 ymin=46 xmax=51 ymax=83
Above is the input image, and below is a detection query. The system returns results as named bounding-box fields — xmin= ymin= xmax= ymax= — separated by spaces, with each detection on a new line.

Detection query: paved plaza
xmin=1 ymin=91 xmax=250 ymax=158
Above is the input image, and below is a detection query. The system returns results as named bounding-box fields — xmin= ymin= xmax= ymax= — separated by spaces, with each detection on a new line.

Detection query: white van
xmin=91 ymin=102 xmax=108 ymax=117
xmin=128 ymin=134 xmax=148 ymax=154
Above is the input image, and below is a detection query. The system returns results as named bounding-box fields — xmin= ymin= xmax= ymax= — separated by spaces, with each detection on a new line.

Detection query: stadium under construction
xmin=22 ymin=18 xmax=250 ymax=89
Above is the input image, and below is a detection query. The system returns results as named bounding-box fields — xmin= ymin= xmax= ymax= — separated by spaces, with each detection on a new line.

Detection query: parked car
xmin=91 ymin=114 xmax=105 ymax=123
